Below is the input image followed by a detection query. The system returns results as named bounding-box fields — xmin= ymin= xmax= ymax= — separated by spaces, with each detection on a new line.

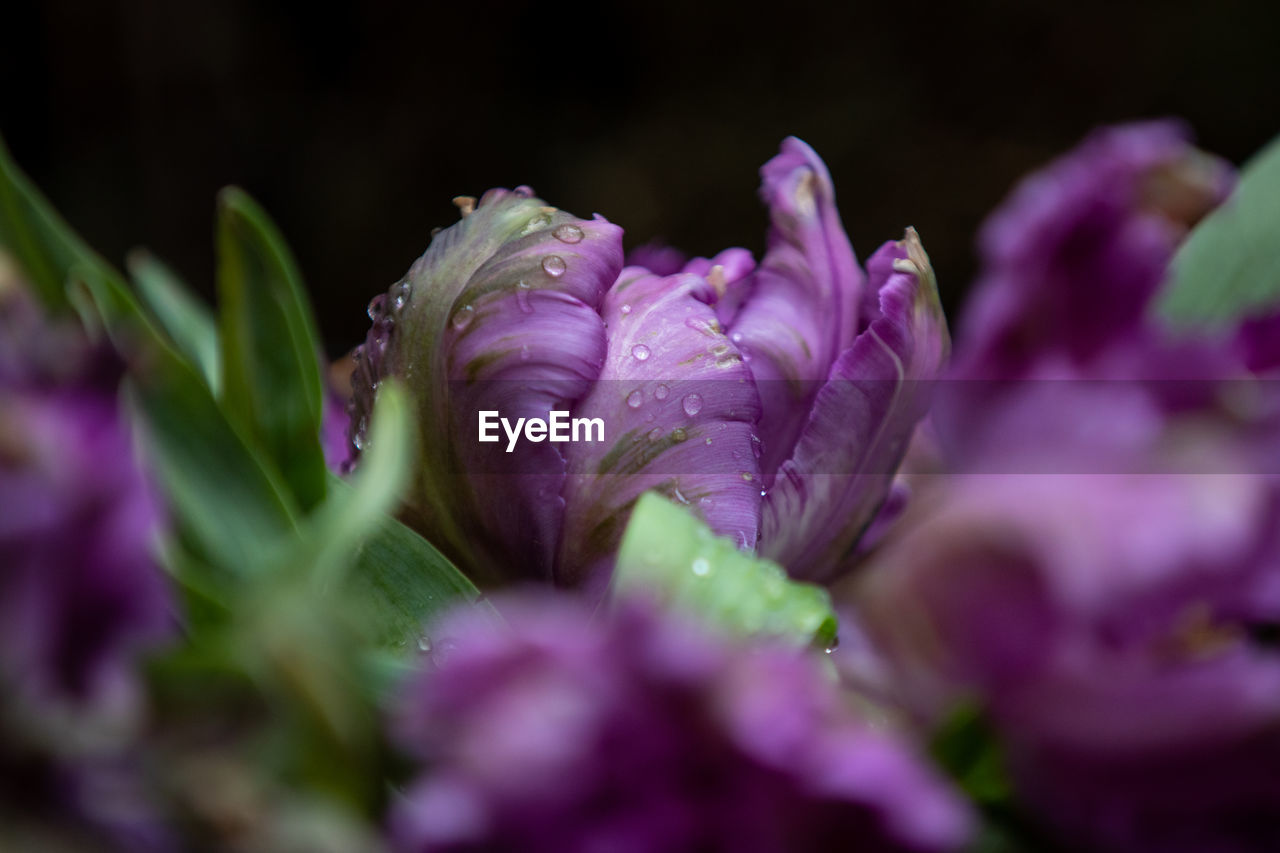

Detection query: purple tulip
xmin=348 ymin=139 xmax=949 ymax=586
xmin=851 ymin=123 xmax=1280 ymax=851
xmin=855 ymin=471 xmax=1280 ymax=853
xmin=0 ymin=284 xmax=173 ymax=847
xmin=954 ymin=120 xmax=1234 ymax=379
xmin=389 ymin=593 xmax=973 ymax=853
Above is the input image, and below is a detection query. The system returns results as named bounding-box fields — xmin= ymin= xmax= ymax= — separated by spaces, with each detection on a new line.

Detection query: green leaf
xmin=611 ymin=492 xmax=838 ymax=648
xmin=265 ymin=381 xmax=415 ymax=589
xmin=343 ymin=508 xmax=487 ymax=650
xmin=216 ymin=188 xmax=327 ymax=511
xmin=69 ymin=260 xmax=301 ymax=584
xmin=129 ymin=250 xmax=221 ymax=392
xmin=0 ymin=134 xmax=118 ymax=312
xmin=1158 ymin=134 xmax=1280 ymax=329
xmin=930 ymin=703 xmax=1010 ymax=805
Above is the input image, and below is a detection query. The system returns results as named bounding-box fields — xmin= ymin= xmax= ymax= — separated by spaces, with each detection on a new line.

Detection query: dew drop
xmin=451 ymin=303 xmax=476 ymax=330
xmin=620 ymin=303 xmax=632 ymax=315
xmin=704 ymin=437 xmax=713 ymax=445
xmin=392 ymin=280 xmax=413 ymax=311
xmin=542 ymin=255 xmax=567 ymax=277
xmin=631 ymin=344 xmax=651 ymax=362
xmin=516 ymin=279 xmax=534 ymax=314
xmin=522 ymin=212 xmax=552 ymax=235
xmin=741 ymin=471 xmax=754 ymax=482
xmin=824 ymin=635 xmax=840 ymax=654
xmin=731 ymin=331 xmax=744 ymax=344
xmin=750 ymin=434 xmax=763 ymax=459
xmin=699 ymin=496 xmax=714 ymax=508
xmin=626 ymin=390 xmax=643 ymax=409
xmin=553 ymin=223 xmax=584 ymax=244
xmin=417 ymin=635 xmax=432 ymax=653
xmin=367 ymin=293 xmax=387 ymax=321
xmin=654 ymin=384 xmax=670 ymax=400
xmin=672 ymin=427 xmax=687 ymax=442
xmin=691 ymin=558 xmax=710 ymax=576
xmin=682 ymin=393 xmax=704 ymax=416
xmin=647 ymin=427 xmax=663 ymax=442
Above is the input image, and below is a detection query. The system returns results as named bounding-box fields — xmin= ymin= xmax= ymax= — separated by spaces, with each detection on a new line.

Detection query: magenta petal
xmin=558 ymin=268 xmax=764 ymax=586
xmin=363 ymin=191 xmax=623 ymax=582
xmin=726 ymin=138 xmax=865 ymax=483
xmin=760 ymin=230 xmax=949 ymax=582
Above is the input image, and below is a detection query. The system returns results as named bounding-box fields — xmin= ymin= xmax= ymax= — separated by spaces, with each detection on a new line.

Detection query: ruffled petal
xmin=725 ymin=138 xmax=864 ymax=483
xmin=557 ymin=267 xmax=764 ymax=587
xmin=357 ymin=190 xmax=623 ymax=582
xmin=760 ymin=229 xmax=949 ymax=582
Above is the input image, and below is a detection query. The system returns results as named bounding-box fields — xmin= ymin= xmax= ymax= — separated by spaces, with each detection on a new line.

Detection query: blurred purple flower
xmin=348 ymin=139 xmax=948 ymax=586
xmin=954 ymin=120 xmax=1234 ymax=379
xmin=0 ymin=284 xmax=173 ymax=847
xmin=856 ymin=472 xmax=1280 ymax=853
xmin=851 ymin=123 xmax=1280 ymax=851
xmin=389 ymin=594 xmax=972 ymax=853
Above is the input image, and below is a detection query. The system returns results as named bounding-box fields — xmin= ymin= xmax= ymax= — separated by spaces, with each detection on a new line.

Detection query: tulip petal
xmin=557 ymin=267 xmax=764 ymax=587
xmin=357 ymin=190 xmax=623 ymax=582
xmin=725 ymin=138 xmax=865 ymax=483
xmin=760 ymin=229 xmax=949 ymax=582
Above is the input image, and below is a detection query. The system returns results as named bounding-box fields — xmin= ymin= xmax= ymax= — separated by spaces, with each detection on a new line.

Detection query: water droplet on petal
xmin=552 ymin=223 xmax=584 ymax=244
xmin=417 ymin=635 xmax=432 ymax=653
xmin=542 ymin=255 xmax=567 ymax=277
xmin=451 ymin=304 xmax=476 ymax=330
xmin=392 ymin=280 xmax=413 ymax=311
xmin=647 ymin=427 xmax=662 ymax=442
xmin=731 ymin=331 xmax=744 ymax=343
xmin=672 ymin=427 xmax=687 ymax=442
xmin=825 ymin=635 xmax=840 ymax=654
xmin=626 ymin=390 xmax=643 ymax=409
xmin=699 ymin=496 xmax=713 ymax=508
xmin=750 ymin=434 xmax=763 ymax=459
xmin=704 ymin=437 xmax=713 ymax=445
xmin=516 ymin=279 xmax=534 ymax=314
xmin=631 ymin=344 xmax=651 ymax=362
xmin=741 ymin=471 xmax=754 ymax=482
xmin=691 ymin=558 xmax=710 ymax=576
xmin=620 ymin=303 xmax=632 ymax=315
xmin=682 ymin=394 xmax=704 ymax=416
xmin=367 ymin=293 xmax=387 ymax=321
xmin=654 ymin=384 xmax=669 ymax=400
xmin=522 ymin=212 xmax=553 ymax=235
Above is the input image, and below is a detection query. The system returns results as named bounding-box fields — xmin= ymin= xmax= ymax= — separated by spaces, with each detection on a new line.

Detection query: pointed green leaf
xmin=342 ymin=506 xmax=487 ymax=651
xmin=129 ymin=250 xmax=221 ymax=392
xmin=1159 ymin=133 xmax=1280 ymax=328
xmin=68 ymin=260 xmax=301 ymax=583
xmin=216 ymin=188 xmax=327 ymax=511
xmin=0 ymin=134 xmax=117 ymax=312
xmin=612 ymin=492 xmax=838 ymax=648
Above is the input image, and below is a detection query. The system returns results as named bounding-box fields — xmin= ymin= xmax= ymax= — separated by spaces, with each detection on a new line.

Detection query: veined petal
xmin=726 ymin=138 xmax=864 ymax=484
xmin=355 ymin=191 xmax=623 ymax=582
xmin=558 ymin=267 xmax=764 ymax=587
xmin=760 ymin=229 xmax=949 ymax=582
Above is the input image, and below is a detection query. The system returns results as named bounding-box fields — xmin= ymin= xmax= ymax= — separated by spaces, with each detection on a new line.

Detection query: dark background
xmin=4 ymin=0 xmax=1278 ymax=356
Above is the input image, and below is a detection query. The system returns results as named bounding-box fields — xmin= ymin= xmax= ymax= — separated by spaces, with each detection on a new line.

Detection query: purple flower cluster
xmin=390 ymin=595 xmax=972 ymax=853
xmin=855 ymin=122 xmax=1280 ymax=852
